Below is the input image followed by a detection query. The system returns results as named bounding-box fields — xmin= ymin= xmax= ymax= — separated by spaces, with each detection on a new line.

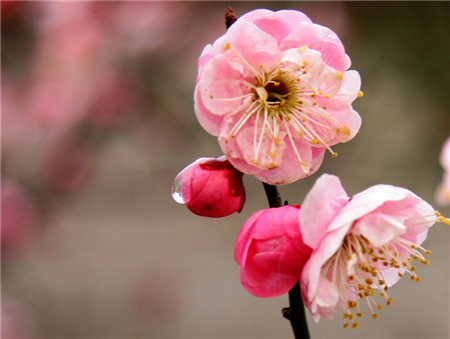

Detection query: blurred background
xmin=1 ymin=1 xmax=449 ymax=338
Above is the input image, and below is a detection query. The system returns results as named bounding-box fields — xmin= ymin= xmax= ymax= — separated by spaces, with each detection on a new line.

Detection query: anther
xmin=347 ymin=300 xmax=357 ymax=309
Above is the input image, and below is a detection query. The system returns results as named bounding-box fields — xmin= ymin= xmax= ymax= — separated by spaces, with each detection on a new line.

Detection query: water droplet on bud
xmin=171 ymin=177 xmax=185 ymax=204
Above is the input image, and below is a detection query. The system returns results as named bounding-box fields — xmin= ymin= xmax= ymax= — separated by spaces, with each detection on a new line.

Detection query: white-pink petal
xmin=300 ymin=174 xmax=349 ymax=248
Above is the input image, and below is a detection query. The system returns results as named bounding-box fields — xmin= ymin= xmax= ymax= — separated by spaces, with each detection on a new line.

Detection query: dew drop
xmin=171 ymin=176 xmax=185 ymax=204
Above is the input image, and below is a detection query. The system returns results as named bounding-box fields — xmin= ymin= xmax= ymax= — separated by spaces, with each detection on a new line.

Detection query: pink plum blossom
xmin=299 ymin=174 xmax=438 ymax=327
xmin=87 ymin=69 xmax=138 ymax=128
xmin=435 ymin=137 xmax=450 ymax=206
xmin=1 ymin=179 xmax=39 ymax=259
xmin=38 ymin=137 xmax=93 ymax=196
xmin=172 ymin=156 xmax=245 ymax=218
xmin=1 ymin=296 xmax=37 ymax=338
xmin=234 ymin=205 xmax=312 ymax=297
xmin=194 ymin=9 xmax=362 ymax=185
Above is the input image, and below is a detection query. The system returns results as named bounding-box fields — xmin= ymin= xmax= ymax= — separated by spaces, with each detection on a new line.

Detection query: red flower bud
xmin=172 ymin=156 xmax=245 ymax=218
xmin=235 ymin=205 xmax=312 ymax=297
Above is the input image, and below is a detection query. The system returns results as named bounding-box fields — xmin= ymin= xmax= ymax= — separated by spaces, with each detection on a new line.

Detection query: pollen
xmin=347 ymin=300 xmax=357 ymax=309
xmin=337 ymin=127 xmax=351 ymax=136
xmin=223 ymin=42 xmax=231 ymax=51
xmin=357 ymin=90 xmax=364 ymax=97
xmin=251 ymin=159 xmax=260 ymax=166
xmin=435 ymin=211 xmax=450 ymax=225
xmin=336 ymin=71 xmax=344 ymax=80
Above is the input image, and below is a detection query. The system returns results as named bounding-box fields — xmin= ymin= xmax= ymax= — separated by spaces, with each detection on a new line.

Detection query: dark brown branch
xmin=282 ymin=281 xmax=311 ymax=339
xmin=262 ymin=182 xmax=283 ymax=207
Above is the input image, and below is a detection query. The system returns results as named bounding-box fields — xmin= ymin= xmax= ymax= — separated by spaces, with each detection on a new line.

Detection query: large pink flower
xmin=299 ymin=174 xmax=438 ymax=326
xmin=435 ymin=136 xmax=450 ymax=206
xmin=195 ymin=9 xmax=362 ymax=185
xmin=235 ymin=205 xmax=312 ymax=297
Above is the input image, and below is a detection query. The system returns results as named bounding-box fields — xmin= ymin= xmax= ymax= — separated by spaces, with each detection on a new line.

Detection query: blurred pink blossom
xmin=1 ymin=75 xmax=40 ymax=157
xmin=1 ymin=297 xmax=37 ymax=339
xmin=299 ymin=174 xmax=437 ymax=326
xmin=195 ymin=9 xmax=362 ymax=185
xmin=38 ymin=137 xmax=93 ymax=196
xmin=435 ymin=137 xmax=450 ymax=206
xmin=105 ymin=2 xmax=187 ymax=55
xmin=234 ymin=205 xmax=312 ymax=297
xmin=34 ymin=2 xmax=106 ymax=68
xmin=87 ymin=69 xmax=138 ymax=128
xmin=1 ymin=179 xmax=39 ymax=258
xmin=172 ymin=156 xmax=245 ymax=218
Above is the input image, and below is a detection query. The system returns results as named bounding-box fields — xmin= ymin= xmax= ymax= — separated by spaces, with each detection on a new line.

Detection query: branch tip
xmin=225 ymin=7 xmax=237 ymax=29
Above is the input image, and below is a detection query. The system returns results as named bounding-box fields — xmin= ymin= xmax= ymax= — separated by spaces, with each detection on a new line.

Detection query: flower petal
xmin=300 ymin=174 xmax=349 ymax=249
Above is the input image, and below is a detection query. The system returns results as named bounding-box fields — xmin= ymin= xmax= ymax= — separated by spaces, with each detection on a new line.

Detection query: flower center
xmin=322 ymin=232 xmax=431 ymax=329
xmin=257 ymin=77 xmax=291 ymax=105
xmin=253 ymin=72 xmax=301 ymax=119
xmin=265 ymin=80 xmax=289 ymax=103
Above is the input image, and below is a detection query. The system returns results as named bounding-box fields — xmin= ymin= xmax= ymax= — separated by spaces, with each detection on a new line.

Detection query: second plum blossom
xmin=299 ymin=174 xmax=439 ymax=327
xmin=195 ymin=9 xmax=362 ymax=185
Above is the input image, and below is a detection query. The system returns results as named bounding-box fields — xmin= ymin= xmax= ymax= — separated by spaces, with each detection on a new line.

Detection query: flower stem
xmin=262 ymin=182 xmax=283 ymax=207
xmin=262 ymin=183 xmax=311 ymax=339
xmin=282 ymin=281 xmax=311 ymax=339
